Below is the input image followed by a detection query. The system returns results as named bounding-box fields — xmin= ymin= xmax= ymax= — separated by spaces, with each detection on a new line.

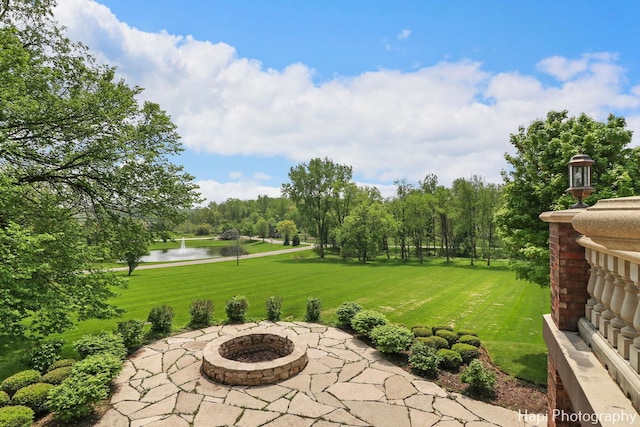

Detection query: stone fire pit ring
xmin=202 ymin=329 xmax=308 ymax=386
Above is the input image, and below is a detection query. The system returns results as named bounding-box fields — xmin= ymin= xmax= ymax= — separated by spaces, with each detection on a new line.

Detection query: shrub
xmin=335 ymin=302 xmax=362 ymax=329
xmin=72 ymin=354 xmax=123 ymax=384
xmin=460 ymin=359 xmax=496 ymax=396
xmin=437 ymin=349 xmax=463 ymax=370
xmin=47 ymin=374 xmax=108 ymax=423
xmin=147 ymin=305 xmax=174 ymax=334
xmin=265 ymin=296 xmax=283 ymax=322
xmin=1 ymin=370 xmax=41 ymax=396
xmin=189 ymin=299 xmax=214 ymax=328
xmin=48 ymin=359 xmax=76 ymax=371
xmin=411 ymin=327 xmax=432 ymax=338
xmin=0 ymin=405 xmax=34 ymax=427
xmin=225 ymin=296 xmax=249 ymax=323
xmin=351 ymin=310 xmax=388 ymax=338
xmin=11 ymin=383 xmax=55 ymax=416
xmin=42 ymin=367 xmax=73 ymax=385
xmin=370 ymin=325 xmax=414 ymax=353
xmin=305 ymin=297 xmax=322 ymax=322
xmin=73 ymin=332 xmax=127 ymax=360
xmin=116 ymin=319 xmax=145 ymax=354
xmin=456 ymin=330 xmax=478 ymax=337
xmin=432 ymin=325 xmax=454 ymax=334
xmin=24 ymin=339 xmax=65 ymax=372
xmin=435 ymin=330 xmax=459 ymax=347
xmin=452 ymin=343 xmax=481 ymax=363
xmin=409 ymin=341 xmax=440 ymax=376
xmin=292 ymin=234 xmax=300 ymax=246
xmin=458 ymin=335 xmax=481 ymax=348
xmin=416 ymin=336 xmax=449 ymax=350
xmin=0 ymin=391 xmax=8 ymax=407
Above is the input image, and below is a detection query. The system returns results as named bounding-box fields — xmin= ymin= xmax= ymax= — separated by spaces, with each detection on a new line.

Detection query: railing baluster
xmin=619 ymin=260 xmax=639 ymax=359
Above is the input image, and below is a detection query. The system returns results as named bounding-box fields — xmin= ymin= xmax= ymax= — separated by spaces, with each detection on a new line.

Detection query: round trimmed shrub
xmin=1 ymin=370 xmax=41 ymax=396
xmin=0 ymin=405 xmax=34 ymax=427
xmin=370 ymin=324 xmax=414 ymax=353
xmin=116 ymin=319 xmax=145 ymax=354
xmin=225 ymin=296 xmax=248 ymax=323
xmin=432 ymin=325 xmax=454 ymax=334
xmin=189 ymin=299 xmax=214 ymax=328
xmin=0 ymin=391 xmax=9 ymax=407
xmin=11 ymin=383 xmax=55 ymax=415
xmin=48 ymin=359 xmax=76 ymax=371
xmin=416 ymin=336 xmax=449 ymax=350
xmin=409 ymin=341 xmax=440 ymax=377
xmin=42 ymin=367 xmax=73 ymax=385
xmin=411 ymin=327 xmax=432 ymax=338
xmin=437 ymin=349 xmax=463 ymax=370
xmin=452 ymin=343 xmax=481 ymax=363
xmin=456 ymin=330 xmax=478 ymax=337
xmin=351 ymin=310 xmax=388 ymax=338
xmin=73 ymin=332 xmax=127 ymax=360
xmin=435 ymin=329 xmax=458 ymax=347
xmin=148 ymin=305 xmax=175 ymax=333
xmin=335 ymin=302 xmax=362 ymax=329
xmin=460 ymin=359 xmax=496 ymax=396
xmin=458 ymin=335 xmax=481 ymax=348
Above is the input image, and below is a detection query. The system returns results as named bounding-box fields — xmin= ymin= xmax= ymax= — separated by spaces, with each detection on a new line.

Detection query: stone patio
xmin=97 ymin=321 xmax=546 ymax=426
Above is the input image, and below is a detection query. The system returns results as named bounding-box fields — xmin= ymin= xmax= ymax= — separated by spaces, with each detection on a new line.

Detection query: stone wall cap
xmin=572 ymin=197 xmax=640 ymax=252
xmin=540 ymin=209 xmax=584 ymax=223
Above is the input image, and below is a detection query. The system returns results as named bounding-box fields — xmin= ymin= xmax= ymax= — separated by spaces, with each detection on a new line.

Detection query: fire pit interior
xmin=202 ymin=329 xmax=308 ymax=386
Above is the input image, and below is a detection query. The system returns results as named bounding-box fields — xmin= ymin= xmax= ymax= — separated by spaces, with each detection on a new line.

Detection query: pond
xmin=140 ymin=238 xmax=225 ymax=262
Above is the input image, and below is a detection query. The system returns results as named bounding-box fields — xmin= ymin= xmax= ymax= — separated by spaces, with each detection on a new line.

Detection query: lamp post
xmin=567 ymin=153 xmax=595 ymax=208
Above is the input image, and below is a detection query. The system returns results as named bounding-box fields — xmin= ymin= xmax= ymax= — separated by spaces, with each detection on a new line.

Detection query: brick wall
xmin=547 ymin=356 xmax=580 ymax=427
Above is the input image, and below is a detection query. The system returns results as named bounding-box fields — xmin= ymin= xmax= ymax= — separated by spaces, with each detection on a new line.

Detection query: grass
xmin=0 ymin=252 xmax=550 ymax=385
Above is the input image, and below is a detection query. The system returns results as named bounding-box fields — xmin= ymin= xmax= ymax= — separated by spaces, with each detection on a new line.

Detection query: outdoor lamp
xmin=567 ymin=153 xmax=594 ymax=208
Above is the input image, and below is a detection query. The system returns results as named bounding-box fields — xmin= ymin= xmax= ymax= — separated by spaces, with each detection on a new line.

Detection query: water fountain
xmin=179 ymin=237 xmax=186 ymax=254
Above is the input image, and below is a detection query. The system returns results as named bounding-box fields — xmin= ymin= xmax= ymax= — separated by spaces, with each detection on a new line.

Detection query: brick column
xmin=547 ymin=356 xmax=580 ymax=427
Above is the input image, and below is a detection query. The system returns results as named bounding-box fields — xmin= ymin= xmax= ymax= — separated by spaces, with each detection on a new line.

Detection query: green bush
xmin=73 ymin=332 xmax=127 ymax=360
xmin=409 ymin=341 xmax=440 ymax=376
xmin=411 ymin=327 xmax=433 ymax=338
xmin=0 ymin=391 xmax=8 ymax=407
xmin=305 ymin=297 xmax=322 ymax=322
xmin=42 ymin=367 xmax=73 ymax=385
xmin=292 ymin=234 xmax=300 ymax=246
xmin=437 ymin=349 xmax=463 ymax=370
xmin=47 ymin=374 xmax=108 ymax=423
xmin=335 ymin=302 xmax=362 ymax=329
xmin=416 ymin=335 xmax=449 ymax=350
xmin=72 ymin=353 xmax=123 ymax=384
xmin=48 ymin=359 xmax=76 ymax=371
xmin=147 ymin=305 xmax=175 ymax=334
xmin=1 ymin=370 xmax=41 ymax=396
xmin=456 ymin=330 xmax=478 ymax=337
xmin=11 ymin=383 xmax=55 ymax=416
xmin=458 ymin=335 xmax=481 ymax=348
xmin=24 ymin=339 xmax=65 ymax=372
xmin=351 ymin=310 xmax=388 ymax=338
xmin=460 ymin=359 xmax=496 ymax=396
xmin=116 ymin=320 xmax=145 ymax=354
xmin=452 ymin=343 xmax=481 ymax=364
xmin=435 ymin=329 xmax=459 ymax=347
xmin=370 ymin=324 xmax=413 ymax=353
xmin=0 ymin=405 xmax=34 ymax=427
xmin=432 ymin=325 xmax=454 ymax=334
xmin=265 ymin=296 xmax=283 ymax=322
xmin=225 ymin=296 xmax=248 ymax=323
xmin=189 ymin=299 xmax=214 ymax=328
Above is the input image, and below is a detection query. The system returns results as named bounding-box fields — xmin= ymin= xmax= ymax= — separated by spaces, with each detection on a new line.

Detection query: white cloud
xmin=397 ymin=29 xmax=411 ymax=40
xmin=196 ymin=180 xmax=281 ymax=204
xmin=55 ymin=0 xmax=640 ymax=196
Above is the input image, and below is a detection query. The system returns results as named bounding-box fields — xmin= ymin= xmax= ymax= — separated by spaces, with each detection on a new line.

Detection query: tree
xmin=337 ymin=201 xmax=396 ymax=263
xmin=0 ymin=1 xmax=200 ymax=340
xmin=452 ymin=176 xmax=482 ymax=265
xmin=282 ymin=158 xmax=353 ymax=257
xmin=497 ymin=110 xmax=639 ymax=286
xmin=255 ymin=218 xmax=270 ymax=242
xmin=477 ymin=182 xmax=502 ymax=266
xmin=276 ymin=219 xmax=298 ymax=246
xmin=108 ymin=219 xmax=152 ymax=276
xmin=434 ymin=186 xmax=454 ymax=262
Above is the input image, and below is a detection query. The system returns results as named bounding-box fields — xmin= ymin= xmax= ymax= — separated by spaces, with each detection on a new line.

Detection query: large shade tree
xmin=0 ymin=0 xmax=200 ymax=340
xmin=497 ymin=110 xmax=639 ymax=286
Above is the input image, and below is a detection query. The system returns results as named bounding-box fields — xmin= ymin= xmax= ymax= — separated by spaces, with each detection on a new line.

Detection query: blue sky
xmin=54 ymin=1 xmax=640 ymax=204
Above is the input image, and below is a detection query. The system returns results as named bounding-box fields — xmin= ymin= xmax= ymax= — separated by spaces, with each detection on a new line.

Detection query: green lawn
xmin=1 ymin=252 xmax=550 ymax=385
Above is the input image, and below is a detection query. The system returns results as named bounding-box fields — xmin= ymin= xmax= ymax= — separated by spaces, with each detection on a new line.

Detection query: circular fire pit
xmin=202 ymin=329 xmax=308 ymax=386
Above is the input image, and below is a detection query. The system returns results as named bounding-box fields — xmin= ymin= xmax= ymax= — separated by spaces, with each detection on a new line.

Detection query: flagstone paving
xmin=97 ymin=322 xmax=546 ymax=426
